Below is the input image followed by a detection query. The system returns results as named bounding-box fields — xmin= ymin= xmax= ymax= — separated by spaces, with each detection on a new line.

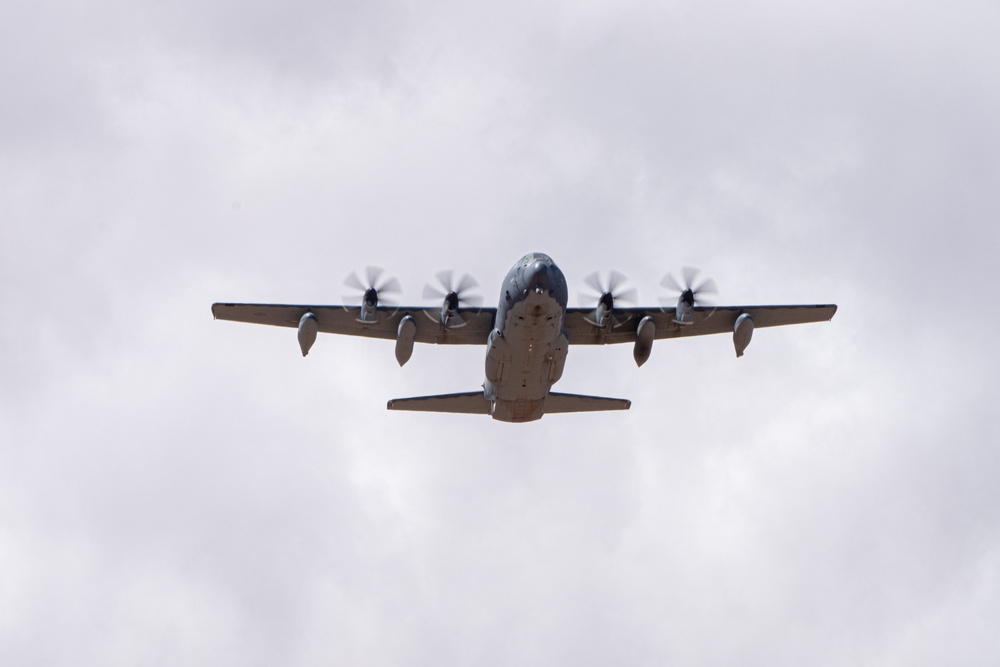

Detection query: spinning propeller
xmin=424 ymin=270 xmax=482 ymax=327
xmin=579 ymin=270 xmax=637 ymax=327
xmin=344 ymin=266 xmax=401 ymax=320
xmin=660 ymin=266 xmax=717 ymax=323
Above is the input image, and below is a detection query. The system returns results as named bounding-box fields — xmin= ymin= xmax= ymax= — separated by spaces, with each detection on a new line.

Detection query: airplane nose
xmin=526 ymin=260 xmax=550 ymax=293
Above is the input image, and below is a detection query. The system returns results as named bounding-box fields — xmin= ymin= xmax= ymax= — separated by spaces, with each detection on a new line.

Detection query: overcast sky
xmin=2 ymin=0 xmax=998 ymax=664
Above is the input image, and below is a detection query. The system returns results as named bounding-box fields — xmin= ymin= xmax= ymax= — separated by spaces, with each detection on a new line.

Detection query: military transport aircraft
xmin=212 ymin=252 xmax=836 ymax=423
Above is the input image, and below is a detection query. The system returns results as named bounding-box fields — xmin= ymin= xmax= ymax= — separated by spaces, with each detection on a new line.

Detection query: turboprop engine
xmin=423 ymin=270 xmax=481 ymax=328
xmin=579 ymin=270 xmax=637 ymax=328
xmin=439 ymin=291 xmax=460 ymax=327
xmin=593 ymin=292 xmax=614 ymax=328
xmin=344 ymin=266 xmax=401 ymax=324
xmin=661 ymin=267 xmax=717 ymax=325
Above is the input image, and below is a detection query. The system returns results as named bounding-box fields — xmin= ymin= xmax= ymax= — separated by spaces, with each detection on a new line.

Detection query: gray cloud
xmin=2 ymin=0 xmax=998 ymax=665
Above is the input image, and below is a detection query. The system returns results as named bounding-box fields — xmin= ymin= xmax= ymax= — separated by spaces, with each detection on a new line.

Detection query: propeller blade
xmin=616 ymin=287 xmax=638 ymax=304
xmin=583 ymin=271 xmax=603 ymax=294
xmin=455 ymin=273 xmax=479 ymax=296
xmin=661 ymin=273 xmax=684 ymax=293
xmin=377 ymin=276 xmax=402 ymax=296
xmin=692 ymin=276 xmax=717 ymax=297
xmin=423 ymin=284 xmax=445 ymax=300
xmin=681 ymin=266 xmax=699 ymax=291
xmin=344 ymin=270 xmax=367 ymax=292
xmin=435 ymin=269 xmax=454 ymax=291
xmin=660 ymin=266 xmax=719 ymax=314
xmin=344 ymin=266 xmax=402 ymax=307
xmin=579 ymin=269 xmax=636 ymax=317
xmin=425 ymin=270 xmax=482 ymax=308
xmin=607 ymin=269 xmax=628 ymax=294
xmin=366 ymin=266 xmax=383 ymax=290
xmin=459 ymin=293 xmax=483 ymax=307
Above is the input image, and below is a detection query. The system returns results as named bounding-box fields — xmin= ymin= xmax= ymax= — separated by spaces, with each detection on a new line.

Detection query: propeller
xmin=423 ymin=270 xmax=482 ymax=327
xmin=343 ymin=266 xmax=402 ymax=309
xmin=660 ymin=266 xmax=717 ymax=321
xmin=579 ymin=270 xmax=637 ymax=327
xmin=423 ymin=270 xmax=483 ymax=308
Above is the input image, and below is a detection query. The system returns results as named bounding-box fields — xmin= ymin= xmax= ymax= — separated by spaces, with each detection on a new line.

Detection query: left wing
xmin=564 ymin=304 xmax=837 ymax=345
xmin=211 ymin=303 xmax=496 ymax=345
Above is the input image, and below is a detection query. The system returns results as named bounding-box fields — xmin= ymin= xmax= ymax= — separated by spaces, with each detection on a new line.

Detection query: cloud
xmin=1 ymin=0 xmax=998 ymax=664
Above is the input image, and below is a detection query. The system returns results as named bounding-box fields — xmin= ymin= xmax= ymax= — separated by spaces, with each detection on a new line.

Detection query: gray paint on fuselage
xmin=483 ymin=253 xmax=570 ymax=422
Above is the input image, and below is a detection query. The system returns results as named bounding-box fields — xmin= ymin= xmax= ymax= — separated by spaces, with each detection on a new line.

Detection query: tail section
xmin=386 ymin=390 xmax=630 ymax=420
xmin=544 ymin=392 xmax=631 ymax=414
xmin=386 ymin=391 xmax=490 ymax=415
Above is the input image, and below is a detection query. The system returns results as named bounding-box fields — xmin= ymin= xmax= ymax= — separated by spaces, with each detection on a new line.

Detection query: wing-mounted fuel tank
xmin=733 ymin=313 xmax=754 ymax=357
xmin=395 ymin=315 xmax=416 ymax=366
xmin=298 ymin=312 xmax=319 ymax=356
xmin=633 ymin=316 xmax=655 ymax=366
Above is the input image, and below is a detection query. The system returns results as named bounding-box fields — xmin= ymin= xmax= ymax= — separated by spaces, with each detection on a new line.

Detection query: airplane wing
xmin=563 ymin=304 xmax=837 ymax=345
xmin=211 ymin=303 xmax=496 ymax=345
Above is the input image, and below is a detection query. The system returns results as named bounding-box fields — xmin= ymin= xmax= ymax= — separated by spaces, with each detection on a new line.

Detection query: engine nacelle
xmin=633 ymin=316 xmax=655 ymax=367
xmin=674 ymin=298 xmax=694 ymax=325
xmin=298 ymin=312 xmax=318 ymax=357
xmin=733 ymin=313 xmax=754 ymax=357
xmin=359 ymin=288 xmax=379 ymax=323
xmin=440 ymin=291 xmax=460 ymax=327
xmin=593 ymin=292 xmax=614 ymax=328
xmin=395 ymin=315 xmax=416 ymax=366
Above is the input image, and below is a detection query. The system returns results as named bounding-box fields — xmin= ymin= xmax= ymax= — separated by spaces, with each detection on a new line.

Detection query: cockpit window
xmin=522 ymin=252 xmax=552 ymax=265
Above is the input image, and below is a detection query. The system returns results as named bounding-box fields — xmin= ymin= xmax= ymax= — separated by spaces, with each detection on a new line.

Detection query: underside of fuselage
xmin=483 ymin=254 xmax=569 ymax=422
xmin=484 ymin=292 xmax=568 ymax=421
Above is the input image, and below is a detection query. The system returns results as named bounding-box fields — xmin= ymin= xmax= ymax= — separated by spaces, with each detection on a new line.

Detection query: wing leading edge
xmin=211 ymin=303 xmax=496 ymax=345
xmin=213 ymin=302 xmax=835 ymax=347
xmin=563 ymin=304 xmax=837 ymax=345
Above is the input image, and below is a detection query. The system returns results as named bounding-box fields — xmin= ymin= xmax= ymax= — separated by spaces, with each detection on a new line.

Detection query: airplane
xmin=212 ymin=252 xmax=837 ymax=423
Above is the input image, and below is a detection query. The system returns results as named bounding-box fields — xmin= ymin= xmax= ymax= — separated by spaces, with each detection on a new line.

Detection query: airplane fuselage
xmin=484 ymin=253 xmax=569 ymax=422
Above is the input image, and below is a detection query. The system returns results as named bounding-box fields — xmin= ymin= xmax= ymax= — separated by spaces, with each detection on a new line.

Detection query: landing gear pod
xmin=298 ymin=312 xmax=318 ymax=357
xmin=395 ymin=315 xmax=416 ymax=366
xmin=733 ymin=313 xmax=754 ymax=358
xmin=634 ymin=316 xmax=655 ymax=367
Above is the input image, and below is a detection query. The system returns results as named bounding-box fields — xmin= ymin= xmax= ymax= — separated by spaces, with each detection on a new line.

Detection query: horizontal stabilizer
xmin=387 ymin=391 xmax=490 ymax=415
xmin=545 ymin=392 xmax=631 ymax=414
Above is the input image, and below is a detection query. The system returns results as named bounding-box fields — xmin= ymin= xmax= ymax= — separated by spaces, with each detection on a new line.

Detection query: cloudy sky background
xmin=2 ymin=0 xmax=998 ymax=664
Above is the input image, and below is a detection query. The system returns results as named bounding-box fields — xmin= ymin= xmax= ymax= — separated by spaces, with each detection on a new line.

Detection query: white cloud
xmin=2 ymin=0 xmax=998 ymax=664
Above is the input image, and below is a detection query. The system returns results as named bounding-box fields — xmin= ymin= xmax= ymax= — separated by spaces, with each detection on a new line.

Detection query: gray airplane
xmin=212 ymin=252 xmax=836 ymax=422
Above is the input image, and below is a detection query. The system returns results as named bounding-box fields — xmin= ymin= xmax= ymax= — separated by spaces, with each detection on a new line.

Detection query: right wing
xmin=211 ymin=303 xmax=496 ymax=345
xmin=564 ymin=304 xmax=837 ymax=345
